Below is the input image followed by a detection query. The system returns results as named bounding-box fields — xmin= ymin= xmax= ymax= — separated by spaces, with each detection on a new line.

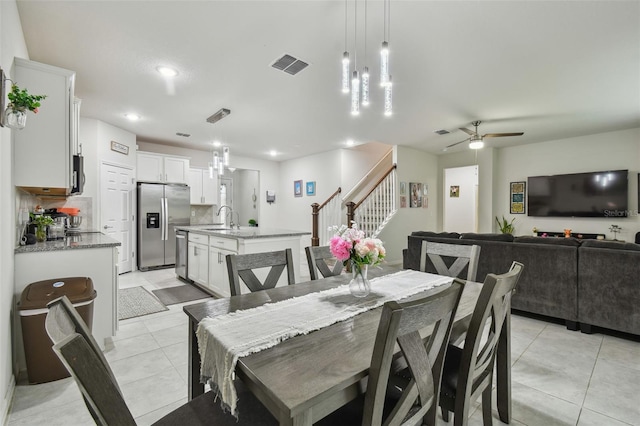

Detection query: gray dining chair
xmin=226 ymin=248 xmax=295 ymax=296
xmin=420 ymin=241 xmax=481 ymax=282
xmin=317 ymin=279 xmax=466 ymax=426
xmin=44 ymin=295 xmax=279 ymax=426
xmin=305 ymin=245 xmax=343 ymax=280
xmin=439 ymin=261 xmax=524 ymax=426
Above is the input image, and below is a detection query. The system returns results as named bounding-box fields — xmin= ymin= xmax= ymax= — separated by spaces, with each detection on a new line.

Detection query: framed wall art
xmin=409 ymin=182 xmax=423 ymax=208
xmin=294 ymin=180 xmax=303 ymax=197
xmin=306 ymin=181 xmax=316 ymax=196
xmin=510 ymin=181 xmax=526 ymax=214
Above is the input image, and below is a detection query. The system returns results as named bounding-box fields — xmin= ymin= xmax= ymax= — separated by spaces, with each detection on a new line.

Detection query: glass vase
xmin=4 ymin=107 xmax=27 ymax=130
xmin=35 ymin=225 xmax=47 ymax=243
xmin=349 ymin=261 xmax=370 ymax=298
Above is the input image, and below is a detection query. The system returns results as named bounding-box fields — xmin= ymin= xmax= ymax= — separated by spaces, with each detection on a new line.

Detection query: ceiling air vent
xmin=434 ymin=129 xmax=450 ymax=135
xmin=271 ymin=54 xmax=309 ymax=75
xmin=176 ymin=132 xmax=191 ymax=137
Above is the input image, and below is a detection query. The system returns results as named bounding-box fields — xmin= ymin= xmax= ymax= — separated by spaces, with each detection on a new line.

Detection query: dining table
xmin=183 ymin=264 xmax=513 ymax=425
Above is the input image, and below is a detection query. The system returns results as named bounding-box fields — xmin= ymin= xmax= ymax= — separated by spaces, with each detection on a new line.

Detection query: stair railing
xmin=346 ymin=164 xmax=397 ymax=238
xmin=311 ymin=187 xmax=342 ymax=246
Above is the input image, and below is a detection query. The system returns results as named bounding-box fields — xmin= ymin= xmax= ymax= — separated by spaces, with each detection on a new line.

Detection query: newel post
xmin=311 ymin=203 xmax=320 ymax=246
xmin=346 ymin=201 xmax=356 ymax=228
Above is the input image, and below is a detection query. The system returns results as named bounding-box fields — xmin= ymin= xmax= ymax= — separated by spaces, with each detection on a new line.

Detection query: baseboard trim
xmin=1 ymin=374 xmax=16 ymax=425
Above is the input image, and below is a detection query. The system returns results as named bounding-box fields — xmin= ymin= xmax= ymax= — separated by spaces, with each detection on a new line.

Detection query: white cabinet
xmin=187 ymin=233 xmax=209 ymax=285
xmin=137 ymin=151 xmax=189 ymax=184
xmin=208 ymin=236 xmax=238 ymax=297
xmin=13 ymin=58 xmax=76 ymax=195
xmin=188 ymin=168 xmax=219 ymax=205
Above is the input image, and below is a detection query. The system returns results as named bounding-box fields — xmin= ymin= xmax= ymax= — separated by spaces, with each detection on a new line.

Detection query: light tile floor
xmin=6 ymin=267 xmax=640 ymax=426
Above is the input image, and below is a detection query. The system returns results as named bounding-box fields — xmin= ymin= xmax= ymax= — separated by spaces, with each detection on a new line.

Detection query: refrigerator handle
xmin=164 ymin=197 xmax=169 ymax=241
xmin=160 ymin=197 xmax=166 ymax=241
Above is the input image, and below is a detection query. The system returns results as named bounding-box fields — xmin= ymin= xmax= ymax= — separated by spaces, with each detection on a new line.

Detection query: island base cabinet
xmin=187 ymin=242 xmax=209 ymax=286
xmin=14 ymin=247 xmax=118 ymax=375
xmin=208 ymin=247 xmax=235 ymax=297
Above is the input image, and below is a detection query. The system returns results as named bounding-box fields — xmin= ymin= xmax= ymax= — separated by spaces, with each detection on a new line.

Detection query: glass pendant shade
xmin=383 ymin=75 xmax=392 ymax=116
xmin=209 ymin=162 xmax=214 ymax=178
xmin=213 ymin=151 xmax=220 ymax=170
xmin=223 ymin=146 xmax=230 ymax=166
xmin=218 ymin=162 xmax=225 ymax=176
xmin=361 ymin=67 xmax=370 ymax=106
xmin=469 ymin=138 xmax=484 ymax=149
xmin=351 ymin=70 xmax=360 ymax=115
xmin=380 ymin=41 xmax=390 ymax=87
xmin=342 ymin=52 xmax=350 ymax=93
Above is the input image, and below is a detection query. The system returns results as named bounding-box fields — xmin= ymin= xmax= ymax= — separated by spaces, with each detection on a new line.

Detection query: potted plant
xmin=4 ymin=84 xmax=46 ymax=130
xmin=495 ymin=215 xmax=516 ymax=235
xmin=29 ymin=213 xmax=53 ymax=242
xmin=248 ymin=219 xmax=258 ymax=227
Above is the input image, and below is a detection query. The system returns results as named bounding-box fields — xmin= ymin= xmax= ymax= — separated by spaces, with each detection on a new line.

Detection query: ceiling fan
xmin=444 ymin=120 xmax=524 ymax=151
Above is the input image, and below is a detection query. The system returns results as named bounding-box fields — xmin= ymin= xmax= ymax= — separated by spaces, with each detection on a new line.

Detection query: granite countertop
xmin=15 ymin=231 xmax=121 ymax=254
xmin=176 ymin=225 xmax=311 ymax=240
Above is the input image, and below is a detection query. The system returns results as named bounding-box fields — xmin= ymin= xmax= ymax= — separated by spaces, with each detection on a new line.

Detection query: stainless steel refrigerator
xmin=137 ymin=182 xmax=190 ymax=271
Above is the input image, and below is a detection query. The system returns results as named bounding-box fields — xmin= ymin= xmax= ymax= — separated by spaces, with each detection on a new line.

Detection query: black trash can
xmin=19 ymin=277 xmax=96 ymax=384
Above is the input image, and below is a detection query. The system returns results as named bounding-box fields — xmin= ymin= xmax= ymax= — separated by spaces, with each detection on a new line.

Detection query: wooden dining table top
xmin=183 ymin=265 xmax=491 ymax=425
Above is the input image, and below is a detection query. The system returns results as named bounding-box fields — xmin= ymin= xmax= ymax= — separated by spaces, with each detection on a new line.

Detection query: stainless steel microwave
xmin=71 ymin=154 xmax=84 ymax=195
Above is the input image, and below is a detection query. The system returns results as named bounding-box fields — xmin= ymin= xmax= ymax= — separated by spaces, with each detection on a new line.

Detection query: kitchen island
xmin=14 ymin=232 xmax=120 ymax=375
xmin=176 ymin=226 xmax=310 ymax=297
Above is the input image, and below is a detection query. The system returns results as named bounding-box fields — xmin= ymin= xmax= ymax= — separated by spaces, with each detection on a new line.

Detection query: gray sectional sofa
xmin=403 ymin=232 xmax=640 ymax=336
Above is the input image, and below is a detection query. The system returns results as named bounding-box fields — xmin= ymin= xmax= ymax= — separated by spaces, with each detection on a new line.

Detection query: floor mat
xmin=119 ymin=286 xmax=168 ymax=320
xmin=152 ymin=284 xmax=213 ymax=306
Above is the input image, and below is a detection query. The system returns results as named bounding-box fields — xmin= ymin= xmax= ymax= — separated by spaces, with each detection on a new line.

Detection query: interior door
xmin=101 ymin=163 xmax=134 ymax=273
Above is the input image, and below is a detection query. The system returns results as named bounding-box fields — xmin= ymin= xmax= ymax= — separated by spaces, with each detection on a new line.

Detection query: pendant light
xmin=341 ymin=0 xmax=350 ymax=94
xmin=223 ymin=146 xmax=230 ymax=166
xmin=380 ymin=0 xmax=390 ymax=87
xmin=350 ymin=0 xmax=360 ymax=115
xmin=361 ymin=0 xmax=370 ymax=106
xmin=384 ymin=75 xmax=392 ymax=116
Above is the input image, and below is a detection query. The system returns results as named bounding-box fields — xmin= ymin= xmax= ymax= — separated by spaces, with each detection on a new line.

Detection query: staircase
xmin=347 ymin=166 xmax=397 ymax=238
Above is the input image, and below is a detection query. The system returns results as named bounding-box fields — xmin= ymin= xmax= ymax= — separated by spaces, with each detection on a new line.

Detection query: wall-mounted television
xmin=527 ymin=170 xmax=628 ymax=218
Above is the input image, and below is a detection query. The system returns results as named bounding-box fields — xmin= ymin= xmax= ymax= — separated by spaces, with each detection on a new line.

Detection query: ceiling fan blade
xmin=483 ymin=132 xmax=524 ymax=138
xmin=459 ymin=127 xmax=475 ymax=136
xmin=444 ymin=138 xmax=471 ymax=150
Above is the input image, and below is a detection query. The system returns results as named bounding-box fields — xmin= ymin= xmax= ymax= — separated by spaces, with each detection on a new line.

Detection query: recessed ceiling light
xmin=156 ymin=66 xmax=178 ymax=77
xmin=346 ymin=139 xmax=355 ymax=146
xmin=212 ymin=140 xmax=222 ymax=147
xmin=269 ymin=150 xmax=277 ymax=157
xmin=125 ymin=113 xmax=140 ymax=121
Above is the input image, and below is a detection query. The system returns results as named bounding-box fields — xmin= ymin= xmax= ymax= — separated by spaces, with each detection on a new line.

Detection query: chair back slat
xmin=45 ymin=296 xmax=136 ymax=426
xmin=420 ymin=241 xmax=481 ymax=282
xmin=227 ymin=248 xmax=295 ymax=296
xmin=305 ymin=246 xmax=343 ymax=280
xmin=361 ymin=280 xmax=465 ymax=426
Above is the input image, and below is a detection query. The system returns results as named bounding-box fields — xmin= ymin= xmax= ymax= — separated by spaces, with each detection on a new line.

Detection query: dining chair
xmin=44 ymin=295 xmax=278 ymax=426
xmin=439 ymin=261 xmax=524 ymax=426
xmin=305 ymin=245 xmax=343 ymax=280
xmin=317 ymin=279 xmax=466 ymax=426
xmin=226 ymin=248 xmax=295 ymax=296
xmin=420 ymin=241 xmax=481 ymax=282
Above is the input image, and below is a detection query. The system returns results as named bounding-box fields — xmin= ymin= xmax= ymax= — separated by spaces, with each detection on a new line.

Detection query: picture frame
xmin=450 ymin=185 xmax=460 ymax=198
xmin=409 ymin=182 xmax=423 ymax=208
xmin=306 ymin=181 xmax=316 ymax=196
xmin=399 ymin=181 xmax=407 ymax=195
xmin=110 ymin=140 xmax=129 ymax=155
xmin=294 ymin=180 xmax=303 ymax=197
xmin=510 ymin=181 xmax=526 ymax=214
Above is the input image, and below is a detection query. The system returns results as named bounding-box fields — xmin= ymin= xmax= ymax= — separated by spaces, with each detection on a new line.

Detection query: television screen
xmin=527 ymin=170 xmax=628 ymax=218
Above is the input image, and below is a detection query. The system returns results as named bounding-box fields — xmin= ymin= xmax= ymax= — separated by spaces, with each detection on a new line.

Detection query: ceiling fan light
xmin=469 ymin=138 xmax=484 ymax=149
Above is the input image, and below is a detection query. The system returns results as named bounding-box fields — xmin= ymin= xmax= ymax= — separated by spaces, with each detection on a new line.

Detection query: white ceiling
xmin=15 ymin=0 xmax=640 ymax=161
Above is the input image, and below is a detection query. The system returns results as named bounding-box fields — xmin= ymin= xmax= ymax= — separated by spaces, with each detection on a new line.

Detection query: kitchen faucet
xmin=216 ymin=205 xmax=240 ymax=229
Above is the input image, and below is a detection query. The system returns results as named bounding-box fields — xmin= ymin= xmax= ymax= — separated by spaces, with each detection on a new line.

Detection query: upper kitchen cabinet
xmin=187 ymin=167 xmax=219 ymax=205
xmin=13 ymin=58 xmax=78 ymax=196
xmin=136 ymin=151 xmax=189 ymax=184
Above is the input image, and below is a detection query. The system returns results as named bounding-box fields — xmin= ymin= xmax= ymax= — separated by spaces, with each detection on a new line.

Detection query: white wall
xmin=233 ymin=169 xmax=259 ymax=226
xmin=1 ymin=0 xmax=29 ymax=420
xmin=443 ymin=165 xmax=478 ymax=233
xmin=377 ymin=146 xmax=439 ymax=264
xmin=496 ymin=128 xmax=640 ymax=240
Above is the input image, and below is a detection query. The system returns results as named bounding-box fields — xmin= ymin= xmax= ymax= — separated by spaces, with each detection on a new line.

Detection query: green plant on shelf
xmin=496 ymin=215 xmax=515 ymax=235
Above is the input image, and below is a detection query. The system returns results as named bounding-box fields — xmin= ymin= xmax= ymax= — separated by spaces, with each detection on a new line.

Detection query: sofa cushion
xmin=460 ymin=233 xmax=514 ymax=242
xmin=514 ymin=236 xmax=581 ymax=247
xmin=411 ymin=231 xmax=460 ymax=239
xmin=580 ymin=240 xmax=640 ymax=251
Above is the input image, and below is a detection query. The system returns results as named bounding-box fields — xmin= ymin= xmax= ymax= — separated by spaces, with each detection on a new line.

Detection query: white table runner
xmin=196 ymin=269 xmax=453 ymax=415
